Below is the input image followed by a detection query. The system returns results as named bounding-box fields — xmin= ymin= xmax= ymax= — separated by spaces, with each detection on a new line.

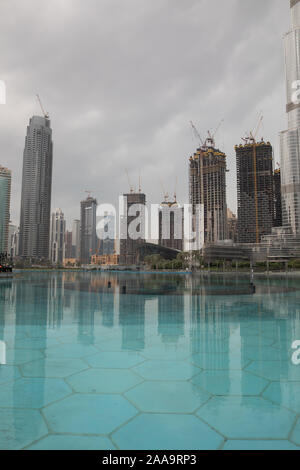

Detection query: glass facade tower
xmin=280 ymin=0 xmax=300 ymax=233
xmin=0 ymin=166 xmax=11 ymax=253
xmin=19 ymin=116 xmax=53 ymax=259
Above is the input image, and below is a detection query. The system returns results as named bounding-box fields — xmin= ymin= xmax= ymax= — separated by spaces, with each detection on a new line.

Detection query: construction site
xmin=189 ymin=121 xmax=228 ymax=244
xmin=236 ymin=115 xmax=274 ymax=244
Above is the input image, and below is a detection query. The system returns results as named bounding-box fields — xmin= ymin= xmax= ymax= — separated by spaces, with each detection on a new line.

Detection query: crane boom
xmin=190 ymin=121 xmax=204 ymax=147
xmin=36 ymin=94 xmax=49 ymax=119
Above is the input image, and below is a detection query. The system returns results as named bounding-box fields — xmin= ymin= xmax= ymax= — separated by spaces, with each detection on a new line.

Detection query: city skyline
xmin=0 ymin=0 xmax=290 ymax=227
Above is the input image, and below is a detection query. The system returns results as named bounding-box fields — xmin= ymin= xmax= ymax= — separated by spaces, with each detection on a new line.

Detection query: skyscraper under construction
xmin=235 ymin=139 xmax=274 ymax=244
xmin=119 ymin=192 xmax=146 ymax=265
xmin=189 ymin=136 xmax=228 ymax=244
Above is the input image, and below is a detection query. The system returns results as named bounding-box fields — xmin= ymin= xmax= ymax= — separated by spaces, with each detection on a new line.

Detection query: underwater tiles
xmin=85 ymin=351 xmax=144 ymax=369
xmin=191 ymin=370 xmax=268 ymax=396
xmin=291 ymin=418 xmax=300 ymax=446
xmin=241 ymin=345 xmax=291 ymax=362
xmin=263 ymin=381 xmax=300 ymax=414
xmin=133 ymin=360 xmax=198 ymax=381
xmin=66 ymin=368 xmax=143 ymax=394
xmin=125 ymin=381 xmax=210 ymax=413
xmin=112 ymin=414 xmax=223 ymax=450
xmin=223 ymin=440 xmax=299 ymax=450
xmin=43 ymin=394 xmax=138 ymax=435
xmin=26 ymin=435 xmax=115 ymax=450
xmin=45 ymin=343 xmax=99 ymax=360
xmin=190 ymin=352 xmax=250 ymax=370
xmin=245 ymin=361 xmax=300 ymax=382
xmin=20 ymin=358 xmax=88 ymax=378
xmin=197 ymin=396 xmax=295 ymax=439
xmin=0 ymin=408 xmax=48 ymax=450
xmin=5 ymin=349 xmax=44 ymax=365
xmin=0 ymin=377 xmax=71 ymax=409
xmin=0 ymin=365 xmax=21 ymax=385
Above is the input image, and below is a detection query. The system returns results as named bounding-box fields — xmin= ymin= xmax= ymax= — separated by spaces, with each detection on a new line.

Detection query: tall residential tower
xmin=280 ymin=0 xmax=300 ymax=233
xmin=0 ymin=166 xmax=11 ymax=253
xmin=19 ymin=116 xmax=53 ymax=259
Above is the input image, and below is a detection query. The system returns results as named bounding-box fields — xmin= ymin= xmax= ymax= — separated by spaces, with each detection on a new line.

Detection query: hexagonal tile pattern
xmin=112 ymin=414 xmax=223 ymax=450
xmin=20 ymin=358 xmax=88 ymax=378
xmin=197 ymin=397 xmax=295 ymax=439
xmin=242 ymin=345 xmax=290 ymax=362
xmin=263 ymin=381 xmax=300 ymax=413
xmin=0 ymin=378 xmax=71 ymax=408
xmin=43 ymin=394 xmax=138 ymax=434
xmin=141 ymin=346 xmax=190 ymax=361
xmin=291 ymin=418 xmax=300 ymax=446
xmin=125 ymin=381 xmax=210 ymax=413
xmin=133 ymin=360 xmax=198 ymax=381
xmin=85 ymin=351 xmax=144 ymax=369
xmin=14 ymin=337 xmax=60 ymax=350
xmin=190 ymin=352 xmax=250 ymax=370
xmin=191 ymin=370 xmax=268 ymax=396
xmin=0 ymin=365 xmax=21 ymax=385
xmin=26 ymin=435 xmax=115 ymax=450
xmin=5 ymin=349 xmax=44 ymax=365
xmin=223 ymin=440 xmax=299 ymax=450
xmin=0 ymin=408 xmax=48 ymax=450
xmin=45 ymin=343 xmax=99 ymax=359
xmin=245 ymin=361 xmax=300 ymax=381
xmin=66 ymin=368 xmax=142 ymax=394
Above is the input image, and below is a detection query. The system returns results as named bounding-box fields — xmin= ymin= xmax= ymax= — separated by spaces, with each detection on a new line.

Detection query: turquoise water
xmin=0 ymin=272 xmax=300 ymax=450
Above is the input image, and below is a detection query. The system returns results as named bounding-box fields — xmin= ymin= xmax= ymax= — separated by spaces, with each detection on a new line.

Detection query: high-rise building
xmin=65 ymin=231 xmax=73 ymax=259
xmin=8 ymin=224 xmax=17 ymax=257
xmin=0 ymin=166 xmax=11 ymax=253
xmin=98 ymin=212 xmax=115 ymax=255
xmin=50 ymin=209 xmax=66 ymax=264
xmin=120 ymin=192 xmax=146 ymax=265
xmin=235 ymin=140 xmax=274 ymax=244
xmin=189 ymin=140 xmax=228 ymax=244
xmin=227 ymin=209 xmax=238 ymax=243
xmin=159 ymin=199 xmax=184 ymax=251
xmin=72 ymin=219 xmax=80 ymax=259
xmin=80 ymin=196 xmax=97 ymax=264
xmin=280 ymin=0 xmax=300 ymax=234
xmin=19 ymin=116 xmax=53 ymax=259
xmin=273 ymin=169 xmax=283 ymax=228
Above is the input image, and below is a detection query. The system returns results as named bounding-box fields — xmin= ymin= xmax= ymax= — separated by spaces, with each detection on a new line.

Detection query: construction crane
xmin=85 ymin=190 xmax=94 ymax=198
xmin=190 ymin=121 xmax=205 ymax=149
xmin=125 ymin=169 xmax=135 ymax=193
xmin=207 ymin=119 xmax=224 ymax=148
xmin=242 ymin=112 xmax=264 ymax=244
xmin=36 ymin=94 xmax=49 ymax=119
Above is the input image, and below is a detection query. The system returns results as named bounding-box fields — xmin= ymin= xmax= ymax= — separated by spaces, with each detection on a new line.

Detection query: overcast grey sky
xmin=0 ymin=0 xmax=291 ymax=228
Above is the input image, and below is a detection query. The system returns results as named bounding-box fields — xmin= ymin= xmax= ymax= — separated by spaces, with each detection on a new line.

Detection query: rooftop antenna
xmin=36 ymin=94 xmax=49 ymax=119
xmin=160 ymin=178 xmax=169 ymax=202
xmin=138 ymin=170 xmax=141 ymax=193
xmin=174 ymin=176 xmax=178 ymax=202
xmin=125 ymin=169 xmax=135 ymax=193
